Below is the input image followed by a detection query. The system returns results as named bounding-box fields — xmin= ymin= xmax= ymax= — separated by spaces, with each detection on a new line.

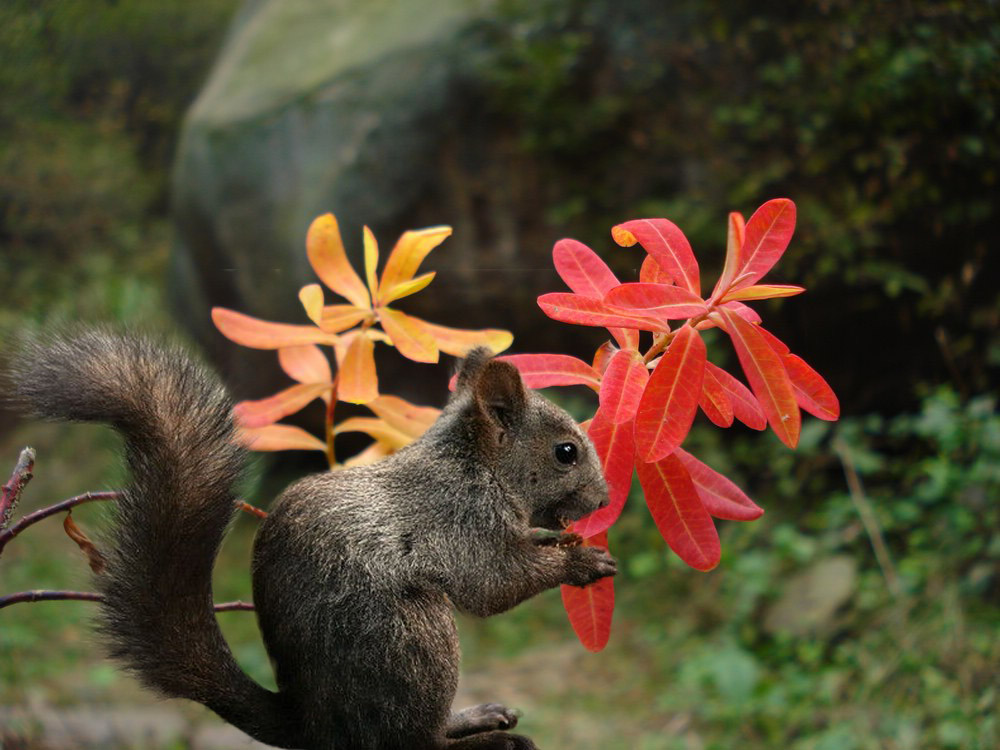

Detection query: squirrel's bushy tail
xmin=12 ymin=329 xmax=301 ymax=748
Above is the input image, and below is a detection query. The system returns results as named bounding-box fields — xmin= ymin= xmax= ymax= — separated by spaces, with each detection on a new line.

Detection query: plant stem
xmin=325 ymin=373 xmax=340 ymax=469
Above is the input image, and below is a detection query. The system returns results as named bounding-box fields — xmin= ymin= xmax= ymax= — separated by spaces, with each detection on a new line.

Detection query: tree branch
xmin=0 ymin=491 xmax=118 ymax=556
xmin=0 ymin=589 xmax=255 ymax=612
xmin=1 ymin=447 xmax=35 ymax=529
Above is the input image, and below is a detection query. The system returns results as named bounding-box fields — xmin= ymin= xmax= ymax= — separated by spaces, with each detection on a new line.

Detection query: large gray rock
xmin=169 ymin=0 xmax=597 ymax=399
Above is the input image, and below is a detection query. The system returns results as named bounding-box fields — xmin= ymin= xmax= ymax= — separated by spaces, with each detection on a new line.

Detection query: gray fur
xmin=12 ymin=333 xmax=616 ymax=750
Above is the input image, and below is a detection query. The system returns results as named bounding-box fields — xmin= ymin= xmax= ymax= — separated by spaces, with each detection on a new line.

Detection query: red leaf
xmin=498 ymin=353 xmax=602 ymax=391
xmin=783 ymin=354 xmax=840 ymax=420
xmin=675 ymin=448 xmax=763 ymax=521
xmin=592 ymin=341 xmax=617 ymax=376
xmin=598 ymin=349 xmax=649 ymax=424
xmin=561 ymin=530 xmax=615 ymax=652
xmin=706 ymin=363 xmax=767 ymax=430
xmin=699 ymin=364 xmax=735 ymax=428
xmin=718 ymin=308 xmax=800 ymax=448
xmin=754 ymin=324 xmax=791 ymax=356
xmin=710 ymin=211 xmax=747 ymax=301
xmin=640 ymin=255 xmax=672 ymax=284
xmin=553 ymin=238 xmax=619 ymax=299
xmin=572 ymin=409 xmax=636 ymax=537
xmin=636 ymin=453 xmax=720 ymax=571
xmin=634 ymin=325 xmax=706 ymax=462
xmin=538 ymin=293 xmax=666 ymax=332
xmin=732 ymin=198 xmax=796 ymax=289
xmin=613 ymin=218 xmax=701 ymax=296
xmin=604 ymin=283 xmax=709 ymax=323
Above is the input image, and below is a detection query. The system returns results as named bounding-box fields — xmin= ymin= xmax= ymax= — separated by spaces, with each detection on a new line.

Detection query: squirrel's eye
xmin=554 ymin=442 xmax=578 ymax=465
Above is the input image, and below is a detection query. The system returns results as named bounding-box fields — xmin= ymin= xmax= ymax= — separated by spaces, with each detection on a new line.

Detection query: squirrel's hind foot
xmin=446 ymin=703 xmax=520 ymax=738
xmin=446 ymin=730 xmax=537 ymax=749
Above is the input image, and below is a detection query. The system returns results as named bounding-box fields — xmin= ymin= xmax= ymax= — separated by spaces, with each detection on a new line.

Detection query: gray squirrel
xmin=12 ymin=329 xmax=617 ymax=750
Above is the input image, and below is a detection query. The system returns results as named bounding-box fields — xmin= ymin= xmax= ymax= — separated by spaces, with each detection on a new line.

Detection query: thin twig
xmin=238 ymin=501 xmax=268 ymax=519
xmin=325 ymin=372 xmax=340 ymax=470
xmin=833 ymin=436 xmax=902 ymax=598
xmin=0 ymin=490 xmax=119 ymax=556
xmin=1 ymin=447 xmax=36 ymax=529
xmin=0 ymin=589 xmax=256 ymax=612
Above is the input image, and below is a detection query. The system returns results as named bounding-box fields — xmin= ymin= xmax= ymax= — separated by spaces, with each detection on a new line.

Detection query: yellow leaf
xmin=721 ymin=284 xmax=806 ymax=302
xmin=378 ymin=226 xmax=452 ymax=303
xmin=306 ymin=213 xmax=371 ymax=309
xmin=237 ymin=424 xmax=327 ymax=452
xmin=319 ymin=304 xmax=370 ymax=334
xmin=341 ymin=441 xmax=393 ymax=468
xmin=299 ymin=284 xmax=324 ymax=325
xmin=278 ymin=345 xmax=333 ymax=385
xmin=378 ymin=271 xmax=436 ymax=306
xmin=378 ymin=308 xmax=440 ymax=363
xmin=363 ymin=226 xmax=379 ymax=303
xmin=368 ymin=395 xmax=440 ymax=440
xmin=338 ymin=332 xmax=378 ymax=404
xmin=417 ymin=320 xmax=514 ymax=357
xmin=611 ymin=225 xmax=638 ymax=247
xmin=212 ymin=307 xmax=338 ymax=349
xmin=334 ymin=417 xmax=411 ymax=450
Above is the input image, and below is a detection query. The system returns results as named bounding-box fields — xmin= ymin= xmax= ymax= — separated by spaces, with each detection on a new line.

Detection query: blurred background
xmin=1 ymin=1 xmax=997 ymax=748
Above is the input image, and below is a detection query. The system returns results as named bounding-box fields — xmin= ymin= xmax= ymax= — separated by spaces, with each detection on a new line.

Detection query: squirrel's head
xmin=452 ymin=348 xmax=609 ymax=530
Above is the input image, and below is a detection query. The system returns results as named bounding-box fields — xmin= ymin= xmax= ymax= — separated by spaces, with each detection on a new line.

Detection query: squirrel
xmin=12 ymin=329 xmax=617 ymax=750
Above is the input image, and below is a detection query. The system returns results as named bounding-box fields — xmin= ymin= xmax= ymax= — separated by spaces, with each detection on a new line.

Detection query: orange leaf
xmin=278 ymin=345 xmax=333 ymax=385
xmin=560 ymin=530 xmax=615 ymax=652
xmin=417 ymin=320 xmax=513 ymax=357
xmin=338 ymin=333 xmax=378 ymax=404
xmin=299 ymin=283 xmax=325 ymax=325
xmin=212 ymin=307 xmax=338 ymax=349
xmin=378 ymin=308 xmax=440 ymax=363
xmin=306 ymin=213 xmax=370 ymax=309
xmin=335 ymin=416 xmax=411 ymax=450
xmin=363 ymin=225 xmax=379 ymax=302
xmin=342 ymin=441 xmax=393 ymax=468
xmin=368 ymin=395 xmax=441 ymax=440
xmin=721 ymin=284 xmax=806 ymax=302
xmin=378 ymin=225 xmax=452 ymax=303
xmin=634 ymin=325 xmax=706 ymax=462
xmin=718 ymin=308 xmax=800 ymax=448
xmin=637 ymin=452 xmax=720 ymax=571
xmin=237 ymin=424 xmax=327 ymax=452
xmin=319 ymin=304 xmax=370 ymax=334
xmin=378 ymin=271 xmax=436 ymax=306
xmin=233 ymin=383 xmax=330 ymax=429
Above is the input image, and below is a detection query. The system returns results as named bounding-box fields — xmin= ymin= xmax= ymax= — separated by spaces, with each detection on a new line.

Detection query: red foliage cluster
xmin=503 ymin=199 xmax=839 ymax=650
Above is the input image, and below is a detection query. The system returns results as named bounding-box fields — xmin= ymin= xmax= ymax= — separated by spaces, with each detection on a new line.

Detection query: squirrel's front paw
xmin=564 ymin=546 xmax=617 ymax=587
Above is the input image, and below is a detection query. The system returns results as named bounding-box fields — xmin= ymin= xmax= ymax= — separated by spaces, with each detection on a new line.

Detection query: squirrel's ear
xmin=472 ymin=359 xmax=527 ymax=431
xmin=453 ymin=347 xmax=494 ymax=392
